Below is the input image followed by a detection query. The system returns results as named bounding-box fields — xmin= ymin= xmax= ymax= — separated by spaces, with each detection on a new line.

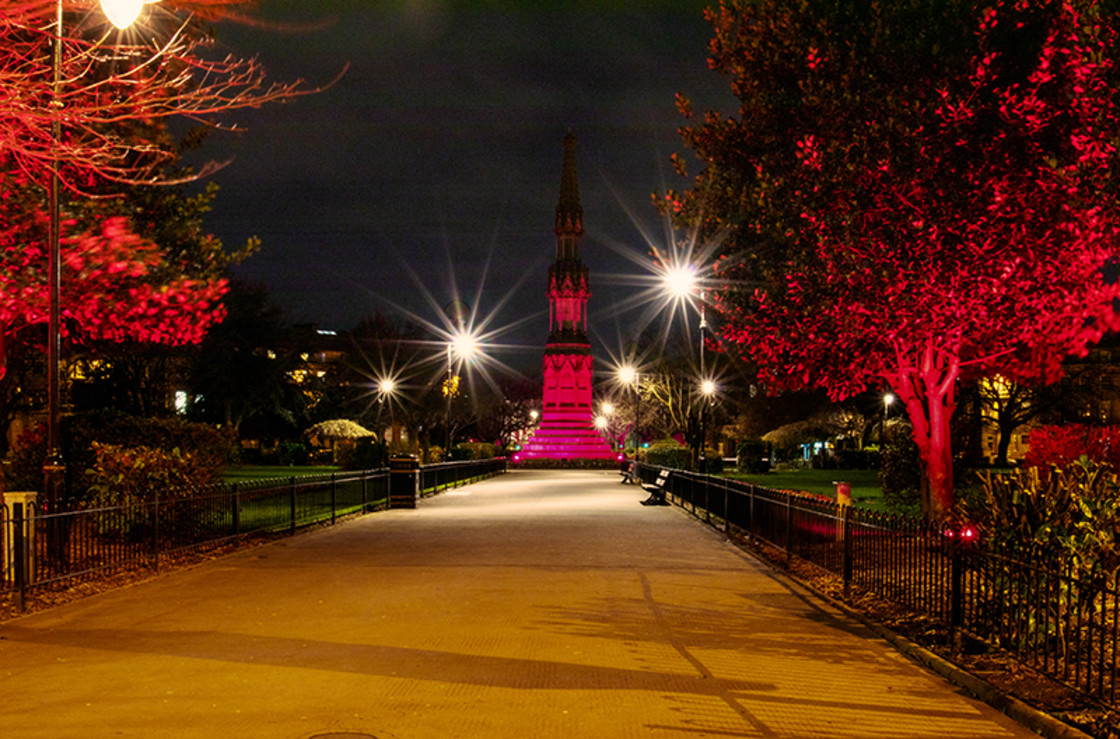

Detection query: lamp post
xmin=662 ymin=261 xmax=712 ymax=470
xmin=618 ymin=364 xmax=639 ymax=452
xmin=444 ymin=328 xmax=480 ymax=458
xmin=375 ymin=376 xmax=397 ymax=443
xmin=45 ymin=0 xmax=144 ymax=509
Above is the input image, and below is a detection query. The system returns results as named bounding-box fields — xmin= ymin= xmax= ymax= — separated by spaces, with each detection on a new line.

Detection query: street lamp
xmin=662 ymin=263 xmax=699 ymax=302
xmin=375 ymin=376 xmax=397 ymax=444
xmin=46 ymin=0 xmax=143 ymax=508
xmin=618 ymin=364 xmax=640 ymax=452
xmin=660 ymin=259 xmax=713 ymax=469
xmin=444 ymin=327 xmax=481 ymax=457
xmin=101 ymin=0 xmax=145 ymax=29
xmin=699 ymin=378 xmax=717 ymax=468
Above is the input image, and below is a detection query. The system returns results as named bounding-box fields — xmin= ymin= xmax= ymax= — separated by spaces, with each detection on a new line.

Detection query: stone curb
xmin=715 ymin=529 xmax=1096 ymax=739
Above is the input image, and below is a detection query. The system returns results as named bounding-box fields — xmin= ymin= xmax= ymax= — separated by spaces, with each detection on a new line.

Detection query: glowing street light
xmin=662 ymin=263 xmax=700 ymax=301
xmin=101 ymin=0 xmax=145 ymax=29
xmin=617 ymin=364 xmax=641 ymax=452
xmin=444 ymin=325 xmax=483 ymax=457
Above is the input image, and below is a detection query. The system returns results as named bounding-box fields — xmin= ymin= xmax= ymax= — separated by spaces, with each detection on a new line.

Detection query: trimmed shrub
xmin=337 ymin=438 xmax=388 ymax=470
xmin=835 ymin=448 xmax=880 ymax=469
xmin=737 ymin=439 xmax=770 ymax=473
xmin=6 ymin=423 xmax=47 ymax=492
xmin=85 ymin=442 xmax=219 ymax=506
xmin=1024 ymin=425 xmax=1120 ymax=474
xmin=455 ymin=442 xmax=496 ymax=461
xmin=68 ymin=411 xmax=237 ymax=479
xmin=700 ymin=448 xmax=724 ymax=474
xmin=645 ymin=439 xmax=692 ymax=470
xmin=270 ymin=441 xmax=311 ymax=466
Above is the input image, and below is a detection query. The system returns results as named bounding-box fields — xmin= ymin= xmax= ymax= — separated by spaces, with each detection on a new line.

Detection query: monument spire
xmin=555 ymin=130 xmax=584 ymax=250
xmin=516 ymin=131 xmax=615 ymax=463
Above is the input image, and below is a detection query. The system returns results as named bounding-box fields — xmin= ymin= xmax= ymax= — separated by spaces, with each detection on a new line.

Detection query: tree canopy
xmin=670 ymin=0 xmax=1120 ymax=516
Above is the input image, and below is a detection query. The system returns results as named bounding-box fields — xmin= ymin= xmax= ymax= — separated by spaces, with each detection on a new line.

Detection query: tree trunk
xmin=886 ymin=340 xmax=960 ymax=519
xmin=995 ymin=425 xmax=1013 ymax=468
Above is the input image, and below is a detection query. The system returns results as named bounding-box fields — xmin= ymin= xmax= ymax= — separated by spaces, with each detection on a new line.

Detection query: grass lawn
xmin=722 ymin=468 xmax=885 ymax=510
xmin=221 ymin=465 xmax=340 ymax=483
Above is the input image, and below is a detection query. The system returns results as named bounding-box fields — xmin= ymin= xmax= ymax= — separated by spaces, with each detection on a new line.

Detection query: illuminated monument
xmin=517 ymin=133 xmax=616 ymax=462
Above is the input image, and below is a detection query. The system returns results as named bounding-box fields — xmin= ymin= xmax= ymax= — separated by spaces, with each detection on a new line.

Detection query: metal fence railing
xmin=1 ymin=458 xmax=507 ymax=612
xmin=634 ymin=462 xmax=1120 ymax=709
xmin=420 ymin=458 xmax=507 ymax=495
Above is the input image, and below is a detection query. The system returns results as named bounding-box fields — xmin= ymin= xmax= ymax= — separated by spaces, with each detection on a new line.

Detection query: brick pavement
xmin=0 ymin=469 xmax=1044 ymax=738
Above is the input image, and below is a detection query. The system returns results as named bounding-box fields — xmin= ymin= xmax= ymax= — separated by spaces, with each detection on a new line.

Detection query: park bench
xmin=639 ymin=469 xmax=671 ymax=506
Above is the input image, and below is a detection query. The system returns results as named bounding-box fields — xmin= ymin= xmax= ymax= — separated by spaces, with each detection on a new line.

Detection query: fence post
xmin=950 ymin=530 xmax=964 ymax=655
xmin=289 ymin=477 xmax=297 ymax=535
xmin=723 ymin=483 xmax=729 ymax=534
xmin=151 ymin=490 xmax=161 ymax=573
xmin=842 ymin=505 xmax=853 ymax=599
xmin=361 ymin=472 xmax=368 ymax=512
xmin=748 ymin=484 xmax=756 ymax=539
xmin=13 ymin=502 xmax=25 ymax=612
xmin=785 ymin=492 xmax=793 ymax=566
xmin=330 ymin=473 xmax=337 ymax=525
xmin=231 ymin=483 xmax=241 ymax=540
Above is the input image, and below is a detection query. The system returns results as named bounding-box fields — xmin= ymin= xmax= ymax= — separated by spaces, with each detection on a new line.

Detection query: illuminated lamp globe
xmin=663 ymin=264 xmax=698 ymax=300
xmin=101 ymin=0 xmax=144 ymax=29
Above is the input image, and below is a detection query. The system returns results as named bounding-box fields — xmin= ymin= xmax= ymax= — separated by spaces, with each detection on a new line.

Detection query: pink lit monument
xmin=517 ymin=133 xmax=616 ymax=462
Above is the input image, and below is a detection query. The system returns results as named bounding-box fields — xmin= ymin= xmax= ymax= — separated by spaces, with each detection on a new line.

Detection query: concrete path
xmin=0 ymin=469 xmax=1039 ymax=738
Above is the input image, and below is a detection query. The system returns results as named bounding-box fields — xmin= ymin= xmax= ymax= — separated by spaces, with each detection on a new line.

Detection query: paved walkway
xmin=0 ymin=469 xmax=1040 ymax=738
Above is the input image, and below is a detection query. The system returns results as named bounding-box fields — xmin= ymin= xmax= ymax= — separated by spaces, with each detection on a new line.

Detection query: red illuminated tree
xmin=0 ymin=1 xmax=321 ymax=382
xmin=1 ymin=0 xmax=320 ymax=189
xmin=670 ymin=0 xmax=1120 ymax=516
xmin=0 ymin=177 xmax=227 ymax=381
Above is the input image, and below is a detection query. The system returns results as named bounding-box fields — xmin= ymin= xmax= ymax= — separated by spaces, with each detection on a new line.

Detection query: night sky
xmin=196 ymin=1 xmax=732 ymax=373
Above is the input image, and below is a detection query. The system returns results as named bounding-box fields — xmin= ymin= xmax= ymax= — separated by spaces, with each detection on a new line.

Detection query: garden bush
xmin=1024 ymin=424 xmax=1120 ymax=475
xmin=6 ymin=413 xmax=237 ymax=501
xmin=6 ymin=423 xmax=47 ymax=492
xmin=962 ymin=458 xmax=1120 ymax=574
xmin=270 ymin=441 xmax=311 ymax=466
xmin=645 ymin=439 xmax=692 ymax=470
xmin=337 ymin=438 xmax=388 ymax=470
xmin=737 ymin=439 xmax=770 ymax=473
xmin=879 ymin=424 xmax=922 ymax=509
xmin=454 ymin=442 xmax=496 ymax=461
xmin=85 ymin=442 xmax=219 ymax=505
xmin=700 ymin=448 xmax=724 ymax=474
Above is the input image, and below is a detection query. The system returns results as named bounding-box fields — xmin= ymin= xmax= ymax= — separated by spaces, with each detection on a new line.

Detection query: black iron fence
xmin=1 ymin=458 xmax=506 ymax=610
xmin=419 ymin=458 xmax=507 ymax=494
xmin=635 ymin=462 xmax=1120 ymax=709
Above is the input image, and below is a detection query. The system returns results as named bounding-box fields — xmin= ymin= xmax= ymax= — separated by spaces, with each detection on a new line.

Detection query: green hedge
xmin=645 ymin=439 xmax=691 ymax=470
xmin=6 ymin=411 xmax=237 ymax=501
